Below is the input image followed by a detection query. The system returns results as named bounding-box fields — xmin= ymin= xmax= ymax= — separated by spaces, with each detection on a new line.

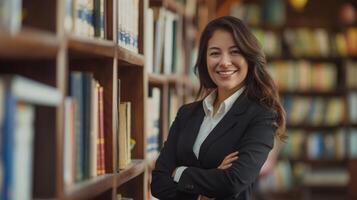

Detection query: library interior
xmin=0 ymin=0 xmax=356 ymax=199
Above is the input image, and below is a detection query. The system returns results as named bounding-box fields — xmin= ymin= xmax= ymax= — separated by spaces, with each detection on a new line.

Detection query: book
xmin=119 ymin=102 xmax=131 ymax=169
xmin=0 ymin=0 xmax=22 ymax=33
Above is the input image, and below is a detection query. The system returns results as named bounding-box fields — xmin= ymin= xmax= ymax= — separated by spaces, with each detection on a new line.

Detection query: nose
xmin=219 ymin=53 xmax=232 ymax=67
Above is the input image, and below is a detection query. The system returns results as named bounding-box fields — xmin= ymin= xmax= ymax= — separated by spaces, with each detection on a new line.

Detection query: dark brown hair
xmin=194 ymin=16 xmax=286 ymax=141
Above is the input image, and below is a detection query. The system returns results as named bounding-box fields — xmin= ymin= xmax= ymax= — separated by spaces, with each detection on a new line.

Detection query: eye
xmin=209 ymin=52 xmax=220 ymax=56
xmin=231 ymin=49 xmax=241 ymax=55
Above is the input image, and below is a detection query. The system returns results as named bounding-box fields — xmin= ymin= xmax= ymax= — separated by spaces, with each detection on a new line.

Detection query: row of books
xmin=65 ymin=0 xmax=105 ymax=39
xmin=230 ymin=0 xmax=285 ymax=27
xmin=259 ymin=160 xmax=349 ymax=191
xmin=346 ymin=61 xmax=357 ymax=89
xmin=64 ymin=72 xmax=133 ymax=186
xmin=146 ymin=86 xmax=180 ymax=156
xmin=253 ymin=29 xmax=282 ymax=57
xmin=65 ymin=72 xmax=106 ymax=185
xmin=282 ymin=96 xmax=345 ymax=125
xmin=117 ymin=0 xmax=139 ymax=53
xmin=258 ymin=160 xmax=293 ymax=192
xmin=146 ymin=7 xmax=185 ymax=74
xmin=281 ymin=129 xmax=347 ymax=160
xmin=302 ymin=167 xmax=349 ymax=187
xmin=0 ymin=75 xmax=62 ymax=200
xmin=268 ymin=61 xmax=337 ymax=91
xmin=251 ymin=27 xmax=357 ymax=58
xmin=284 ymin=27 xmax=357 ymax=57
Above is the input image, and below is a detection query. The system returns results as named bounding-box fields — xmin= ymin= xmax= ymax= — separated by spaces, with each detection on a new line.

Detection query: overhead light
xmin=289 ymin=0 xmax=308 ymax=11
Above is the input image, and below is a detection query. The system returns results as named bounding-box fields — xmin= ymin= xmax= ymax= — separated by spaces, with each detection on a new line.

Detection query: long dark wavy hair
xmin=194 ymin=16 xmax=286 ymax=141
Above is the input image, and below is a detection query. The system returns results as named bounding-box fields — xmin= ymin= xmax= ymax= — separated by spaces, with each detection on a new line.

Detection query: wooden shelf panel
xmin=350 ymin=123 xmax=357 ymax=128
xmin=150 ymin=0 xmax=185 ymax=16
xmin=148 ymin=73 xmax=168 ymax=86
xmin=64 ymin=174 xmax=115 ymax=200
xmin=0 ymin=28 xmax=59 ymax=58
xmin=116 ymin=159 xmax=146 ymax=187
xmin=279 ymin=89 xmax=346 ymax=96
xmin=267 ymin=56 xmax=348 ymax=62
xmin=287 ymin=158 xmax=348 ymax=165
xmin=67 ymin=35 xmax=116 ymax=58
xmin=286 ymin=124 xmax=347 ymax=131
xmin=348 ymin=88 xmax=357 ymax=92
xmin=117 ymin=46 xmax=144 ymax=66
xmin=302 ymin=184 xmax=348 ymax=190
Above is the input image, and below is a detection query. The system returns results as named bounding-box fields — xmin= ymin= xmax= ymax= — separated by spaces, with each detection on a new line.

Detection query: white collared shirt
xmin=173 ymin=87 xmax=245 ymax=182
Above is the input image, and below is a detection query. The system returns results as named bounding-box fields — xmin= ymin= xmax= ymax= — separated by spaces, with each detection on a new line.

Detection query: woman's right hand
xmin=218 ymin=151 xmax=239 ymax=170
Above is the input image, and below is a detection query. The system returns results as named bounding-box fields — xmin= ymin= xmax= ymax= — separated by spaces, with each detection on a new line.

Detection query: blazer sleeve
xmin=176 ymin=109 xmax=276 ymax=198
xmin=151 ymin=105 xmax=195 ymax=200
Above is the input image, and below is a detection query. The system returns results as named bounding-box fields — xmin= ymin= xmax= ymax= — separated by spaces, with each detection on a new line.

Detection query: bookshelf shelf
xmin=286 ymin=124 xmax=347 ymax=131
xmin=67 ymin=35 xmax=116 ymax=58
xmin=64 ymin=174 xmax=115 ymax=200
xmin=150 ymin=0 xmax=185 ymax=16
xmin=302 ymin=184 xmax=348 ymax=190
xmin=279 ymin=90 xmax=346 ymax=96
xmin=267 ymin=56 xmax=348 ymax=63
xmin=148 ymin=73 xmax=168 ymax=86
xmin=166 ymin=75 xmax=197 ymax=90
xmin=288 ymin=158 xmax=348 ymax=165
xmin=117 ymin=46 xmax=145 ymax=66
xmin=0 ymin=28 xmax=59 ymax=58
xmin=116 ymin=159 xmax=146 ymax=187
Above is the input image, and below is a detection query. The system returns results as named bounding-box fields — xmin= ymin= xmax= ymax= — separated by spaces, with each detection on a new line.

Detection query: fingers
xmin=225 ymin=151 xmax=239 ymax=159
xmin=222 ymin=151 xmax=239 ymax=165
xmin=218 ymin=151 xmax=239 ymax=169
xmin=218 ymin=156 xmax=238 ymax=169
xmin=218 ymin=163 xmax=232 ymax=170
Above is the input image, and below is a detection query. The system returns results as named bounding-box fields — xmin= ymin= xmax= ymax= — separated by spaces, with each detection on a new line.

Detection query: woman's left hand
xmin=218 ymin=151 xmax=239 ymax=170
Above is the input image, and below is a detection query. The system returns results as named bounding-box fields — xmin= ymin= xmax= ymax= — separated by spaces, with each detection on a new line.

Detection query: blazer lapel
xmin=198 ymin=93 xmax=251 ymax=159
xmin=181 ymin=101 xmax=205 ymax=166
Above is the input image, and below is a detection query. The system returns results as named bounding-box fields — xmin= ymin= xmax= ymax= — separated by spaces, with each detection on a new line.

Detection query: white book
xmin=145 ymin=8 xmax=154 ymax=73
xmin=90 ymin=80 xmax=98 ymax=177
xmin=0 ymin=0 xmax=22 ymax=33
xmin=0 ymin=75 xmax=62 ymax=106
xmin=12 ymin=103 xmax=35 ymax=200
xmin=64 ymin=97 xmax=76 ymax=185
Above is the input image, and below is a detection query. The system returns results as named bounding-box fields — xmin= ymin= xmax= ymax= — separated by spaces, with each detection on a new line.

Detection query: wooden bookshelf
xmin=67 ymin=35 xmax=116 ymax=58
xmin=117 ymin=46 xmax=145 ymax=66
xmin=64 ymin=174 xmax=115 ymax=200
xmin=0 ymin=0 xmax=151 ymax=199
xmin=0 ymin=28 xmax=59 ymax=58
xmin=149 ymin=0 xmax=185 ymax=16
xmin=116 ymin=159 xmax=146 ymax=187
xmin=148 ymin=73 xmax=168 ymax=86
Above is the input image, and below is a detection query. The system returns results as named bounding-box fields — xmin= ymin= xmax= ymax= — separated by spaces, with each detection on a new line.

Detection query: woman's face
xmin=206 ymin=29 xmax=248 ymax=94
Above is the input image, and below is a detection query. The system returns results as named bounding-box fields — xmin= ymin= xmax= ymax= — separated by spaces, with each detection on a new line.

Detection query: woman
xmin=151 ymin=16 xmax=286 ymax=200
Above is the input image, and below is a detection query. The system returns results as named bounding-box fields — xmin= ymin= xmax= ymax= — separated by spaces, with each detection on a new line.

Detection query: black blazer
xmin=151 ymin=92 xmax=276 ymax=200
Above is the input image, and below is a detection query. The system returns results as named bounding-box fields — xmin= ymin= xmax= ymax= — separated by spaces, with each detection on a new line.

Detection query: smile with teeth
xmin=216 ymin=70 xmax=238 ymax=76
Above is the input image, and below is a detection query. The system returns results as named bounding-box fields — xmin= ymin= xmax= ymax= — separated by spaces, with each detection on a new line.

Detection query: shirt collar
xmin=203 ymin=87 xmax=245 ymax=117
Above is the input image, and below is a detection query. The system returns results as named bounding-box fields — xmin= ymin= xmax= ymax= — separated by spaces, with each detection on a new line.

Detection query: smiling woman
xmin=151 ymin=16 xmax=286 ymax=200
xmin=206 ymin=29 xmax=248 ymax=113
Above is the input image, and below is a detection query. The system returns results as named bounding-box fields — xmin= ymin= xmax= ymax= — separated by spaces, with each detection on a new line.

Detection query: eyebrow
xmin=207 ymin=46 xmax=239 ymax=51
